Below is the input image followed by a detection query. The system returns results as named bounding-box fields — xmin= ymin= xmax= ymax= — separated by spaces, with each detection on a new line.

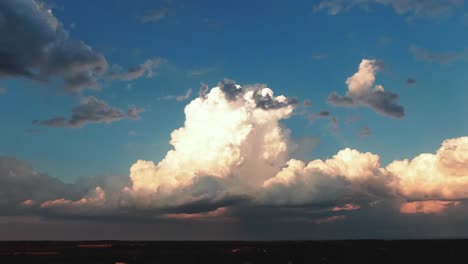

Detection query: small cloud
xmin=406 ymin=78 xmax=417 ymax=85
xmin=24 ymin=128 xmax=41 ymax=134
xmin=110 ymin=58 xmax=166 ymax=81
xmin=128 ymin=130 xmax=137 ymax=136
xmin=332 ymin=203 xmax=361 ymax=212
xmin=328 ymin=59 xmax=405 ymax=119
xmin=303 ymin=100 xmax=312 ymax=106
xmin=410 ymin=45 xmax=468 ymax=64
xmin=314 ymin=0 xmax=463 ymax=19
xmin=34 ymin=97 xmax=144 ymax=128
xmin=314 ymin=215 xmax=346 ymax=224
xmin=358 ymin=126 xmax=372 ymax=137
xmin=159 ymin=89 xmax=193 ymax=102
xmin=139 ymin=8 xmax=170 ymax=23
xmin=187 ymin=67 xmax=216 ymax=77
xmin=199 ymin=83 xmax=209 ymax=99
xmin=329 ymin=117 xmax=339 ymax=134
xmin=311 ymin=53 xmax=327 ymax=60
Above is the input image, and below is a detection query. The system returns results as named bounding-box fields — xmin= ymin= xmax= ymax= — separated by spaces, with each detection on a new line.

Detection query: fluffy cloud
xmin=386 ymin=137 xmax=468 ymax=200
xmin=128 ymin=81 xmax=297 ymax=207
xmin=34 ymin=96 xmax=144 ymax=128
xmin=314 ymin=0 xmax=464 ymax=19
xmin=328 ymin=59 xmax=405 ymax=118
xmin=0 ymin=0 xmax=108 ymax=92
xmin=261 ymin=148 xmax=391 ymax=205
xmin=3 ymin=81 xmax=468 ymax=225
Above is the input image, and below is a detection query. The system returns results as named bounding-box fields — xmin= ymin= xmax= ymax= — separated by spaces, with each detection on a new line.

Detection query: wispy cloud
xmin=187 ymin=67 xmax=216 ymax=77
xmin=314 ymin=0 xmax=464 ymax=19
xmin=159 ymin=88 xmax=193 ymax=102
xmin=139 ymin=8 xmax=170 ymax=23
xmin=410 ymin=45 xmax=468 ymax=64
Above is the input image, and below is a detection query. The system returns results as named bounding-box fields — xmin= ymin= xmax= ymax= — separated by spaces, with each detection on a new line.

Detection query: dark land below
xmin=0 ymin=240 xmax=467 ymax=263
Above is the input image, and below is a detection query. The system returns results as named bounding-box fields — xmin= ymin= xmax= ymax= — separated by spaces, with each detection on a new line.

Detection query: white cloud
xmin=128 ymin=83 xmax=296 ymax=207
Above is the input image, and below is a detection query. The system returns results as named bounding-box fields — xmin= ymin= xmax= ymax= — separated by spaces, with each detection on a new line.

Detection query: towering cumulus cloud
xmin=13 ymin=80 xmax=467 ymax=219
xmin=128 ymin=80 xmax=297 ymax=205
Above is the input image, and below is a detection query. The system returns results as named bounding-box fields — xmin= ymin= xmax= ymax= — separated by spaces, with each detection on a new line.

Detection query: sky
xmin=0 ymin=0 xmax=467 ymax=240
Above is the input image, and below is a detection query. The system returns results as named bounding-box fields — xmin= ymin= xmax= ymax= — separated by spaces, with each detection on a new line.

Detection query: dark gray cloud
xmin=0 ymin=0 xmax=108 ymax=93
xmin=34 ymin=96 xmax=144 ymax=128
xmin=199 ymin=82 xmax=209 ymax=99
xmin=0 ymin=157 xmax=83 ymax=211
xmin=218 ymin=79 xmax=243 ymax=101
xmin=303 ymin=99 xmax=312 ymax=106
xmin=329 ymin=91 xmax=405 ymax=119
xmin=406 ymin=78 xmax=416 ymax=84
xmin=253 ymin=89 xmax=298 ymax=110
xmin=358 ymin=126 xmax=372 ymax=137
xmin=314 ymin=0 xmax=464 ymax=19
xmin=139 ymin=8 xmax=170 ymax=23
xmin=328 ymin=92 xmax=356 ymax=107
xmin=110 ymin=58 xmax=165 ymax=81
xmin=410 ymin=45 xmax=468 ymax=64
xmin=316 ymin=111 xmax=331 ymax=117
xmin=0 ymin=87 xmax=6 ymax=94
xmin=309 ymin=111 xmax=332 ymax=123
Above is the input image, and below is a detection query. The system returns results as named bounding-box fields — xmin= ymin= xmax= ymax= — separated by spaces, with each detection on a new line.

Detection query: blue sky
xmin=1 ymin=0 xmax=468 ymax=240
xmin=1 ymin=0 xmax=466 ymax=182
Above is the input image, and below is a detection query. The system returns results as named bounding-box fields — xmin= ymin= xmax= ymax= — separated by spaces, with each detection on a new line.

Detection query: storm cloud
xmin=0 ymin=0 xmax=108 ymax=92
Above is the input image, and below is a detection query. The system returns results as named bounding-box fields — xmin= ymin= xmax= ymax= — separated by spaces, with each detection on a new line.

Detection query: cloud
xmin=0 ymin=87 xmax=6 ymax=94
xmin=159 ymin=89 xmax=193 ymax=102
xmin=328 ymin=59 xmax=405 ymax=119
xmin=406 ymin=78 xmax=416 ymax=84
xmin=0 ymin=157 xmax=84 ymax=211
xmin=110 ymin=58 xmax=165 ymax=81
xmin=139 ymin=8 xmax=170 ymax=23
xmin=400 ymin=200 xmax=461 ymax=214
xmin=261 ymin=148 xmax=391 ymax=205
xmin=0 ymin=0 xmax=108 ymax=93
xmin=187 ymin=67 xmax=216 ymax=77
xmin=309 ymin=110 xmax=332 ymax=123
xmin=386 ymin=137 xmax=468 ymax=200
xmin=199 ymin=83 xmax=209 ymax=99
xmin=314 ymin=215 xmax=346 ymax=224
xmin=2 ymin=80 xmax=468 ymax=236
xmin=358 ymin=126 xmax=372 ymax=137
xmin=314 ymin=0 xmax=464 ymax=19
xmin=34 ymin=96 xmax=144 ymax=128
xmin=128 ymin=81 xmax=296 ymax=206
xmin=332 ymin=203 xmax=361 ymax=211
xmin=410 ymin=45 xmax=468 ymax=64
